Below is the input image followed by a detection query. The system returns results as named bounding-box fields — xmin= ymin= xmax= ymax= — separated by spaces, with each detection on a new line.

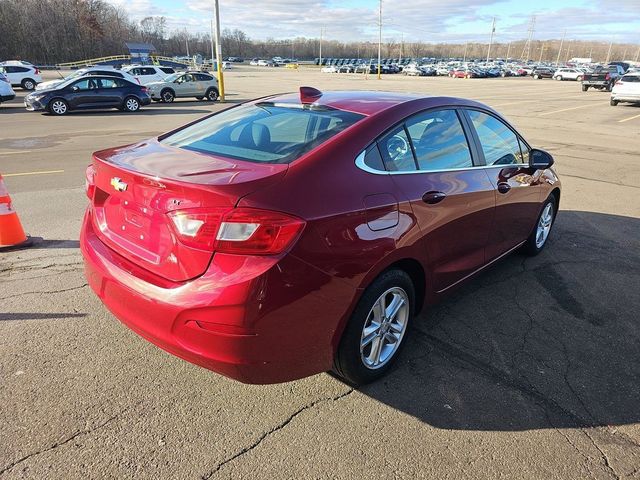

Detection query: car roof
xmin=254 ymin=90 xmax=495 ymax=117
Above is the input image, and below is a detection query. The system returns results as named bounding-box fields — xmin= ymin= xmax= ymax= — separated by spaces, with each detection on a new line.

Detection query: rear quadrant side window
xmin=377 ymin=125 xmax=417 ymax=172
xmin=405 ymin=109 xmax=473 ymax=171
xmin=466 ymin=110 xmax=526 ymax=165
xmin=160 ymin=103 xmax=364 ymax=164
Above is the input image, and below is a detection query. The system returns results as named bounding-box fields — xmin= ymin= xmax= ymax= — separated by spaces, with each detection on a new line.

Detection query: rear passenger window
xmin=405 ymin=109 xmax=473 ymax=171
xmin=362 ymin=145 xmax=385 ymax=171
xmin=378 ymin=126 xmax=416 ymax=172
xmin=467 ymin=110 xmax=525 ymax=165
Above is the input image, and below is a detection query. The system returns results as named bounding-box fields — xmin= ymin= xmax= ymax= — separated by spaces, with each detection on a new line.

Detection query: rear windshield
xmin=160 ymin=103 xmax=364 ymax=164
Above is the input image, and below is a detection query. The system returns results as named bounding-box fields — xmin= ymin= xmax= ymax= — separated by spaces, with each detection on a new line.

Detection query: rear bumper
xmin=612 ymin=93 xmax=640 ymax=103
xmin=80 ymin=208 xmax=350 ymax=383
xmin=0 ymin=94 xmax=15 ymax=102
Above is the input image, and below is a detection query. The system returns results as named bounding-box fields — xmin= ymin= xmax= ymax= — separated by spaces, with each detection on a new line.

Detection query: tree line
xmin=0 ymin=0 xmax=637 ymax=65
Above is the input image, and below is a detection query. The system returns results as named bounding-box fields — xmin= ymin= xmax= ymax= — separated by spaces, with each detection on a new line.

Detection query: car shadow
xmin=39 ymin=108 xmax=209 ymax=117
xmin=352 ymin=210 xmax=640 ymax=431
xmin=27 ymin=238 xmax=80 ymax=249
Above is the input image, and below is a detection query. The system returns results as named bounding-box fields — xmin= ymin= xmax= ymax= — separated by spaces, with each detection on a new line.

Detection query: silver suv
xmin=147 ymin=72 xmax=219 ymax=103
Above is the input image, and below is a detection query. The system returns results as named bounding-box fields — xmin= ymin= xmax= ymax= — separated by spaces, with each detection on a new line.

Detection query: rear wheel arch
xmin=550 ymin=187 xmax=561 ymax=208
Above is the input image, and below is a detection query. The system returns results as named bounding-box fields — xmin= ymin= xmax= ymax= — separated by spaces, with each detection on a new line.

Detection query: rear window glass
xmin=621 ymin=75 xmax=640 ymax=82
xmin=160 ymin=104 xmax=364 ymax=164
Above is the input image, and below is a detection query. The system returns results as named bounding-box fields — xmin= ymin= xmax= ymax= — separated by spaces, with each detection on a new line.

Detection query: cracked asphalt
xmin=1 ymin=68 xmax=639 ymax=479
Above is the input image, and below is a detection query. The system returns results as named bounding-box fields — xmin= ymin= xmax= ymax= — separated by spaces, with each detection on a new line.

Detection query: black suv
xmin=532 ymin=67 xmax=556 ymax=79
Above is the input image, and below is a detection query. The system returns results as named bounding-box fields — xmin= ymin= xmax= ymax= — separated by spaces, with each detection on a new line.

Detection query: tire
xmin=22 ymin=78 xmax=36 ymax=90
xmin=610 ymin=98 xmax=619 ymax=106
xmin=533 ymin=74 xmax=539 ymax=79
xmin=521 ymin=195 xmax=557 ymax=256
xmin=122 ymin=96 xmax=140 ymax=112
xmin=582 ymin=85 xmax=588 ymax=92
xmin=554 ymin=75 xmax=562 ymax=81
xmin=205 ymin=88 xmax=219 ymax=101
xmin=606 ymin=83 xmax=613 ymax=92
xmin=333 ymin=269 xmax=415 ymax=386
xmin=195 ymin=96 xmax=204 ymax=100
xmin=161 ymin=89 xmax=175 ymax=103
xmin=576 ymin=76 xmax=583 ymax=82
xmin=48 ymin=98 xmax=68 ymax=116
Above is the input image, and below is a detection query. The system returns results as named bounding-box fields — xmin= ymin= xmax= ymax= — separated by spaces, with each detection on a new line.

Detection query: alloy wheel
xmin=535 ymin=203 xmax=554 ymax=248
xmin=51 ymin=100 xmax=67 ymax=115
xmin=360 ymin=287 xmax=409 ymax=370
xmin=125 ymin=98 xmax=139 ymax=111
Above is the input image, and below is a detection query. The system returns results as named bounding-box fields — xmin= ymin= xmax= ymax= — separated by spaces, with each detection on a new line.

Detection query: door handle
xmin=497 ymin=182 xmax=511 ymax=194
xmin=422 ymin=191 xmax=446 ymax=204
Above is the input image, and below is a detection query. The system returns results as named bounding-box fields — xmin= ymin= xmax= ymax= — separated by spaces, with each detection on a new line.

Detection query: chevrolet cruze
xmin=81 ymin=87 xmax=561 ymax=385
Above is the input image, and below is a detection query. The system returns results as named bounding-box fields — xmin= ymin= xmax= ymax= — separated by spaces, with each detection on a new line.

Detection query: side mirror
xmin=72 ymin=86 xmax=79 ymax=91
xmin=529 ymin=148 xmax=554 ymax=170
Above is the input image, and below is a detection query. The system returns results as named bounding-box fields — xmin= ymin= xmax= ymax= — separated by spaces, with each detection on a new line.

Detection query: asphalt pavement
xmin=1 ymin=68 xmax=639 ymax=479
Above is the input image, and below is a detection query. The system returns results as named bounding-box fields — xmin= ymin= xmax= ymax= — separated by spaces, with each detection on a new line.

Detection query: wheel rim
xmin=360 ymin=287 xmax=409 ymax=370
xmin=126 ymin=98 xmax=139 ymax=111
xmin=535 ymin=203 xmax=554 ymax=248
xmin=208 ymin=91 xmax=217 ymax=101
xmin=52 ymin=101 xmax=66 ymax=114
xmin=25 ymin=80 xmax=34 ymax=89
xmin=163 ymin=92 xmax=173 ymax=102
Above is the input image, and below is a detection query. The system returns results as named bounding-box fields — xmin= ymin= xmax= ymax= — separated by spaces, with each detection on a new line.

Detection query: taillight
xmin=167 ymin=208 xmax=305 ymax=255
xmin=85 ymin=164 xmax=96 ymax=200
xmin=141 ymin=86 xmax=149 ymax=92
xmin=605 ymin=73 xmax=611 ymax=80
xmin=34 ymin=67 xmax=40 ymax=75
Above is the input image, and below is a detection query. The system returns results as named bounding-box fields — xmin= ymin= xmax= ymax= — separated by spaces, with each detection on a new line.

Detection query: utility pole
xmin=622 ymin=48 xmax=627 ymax=60
xmin=521 ymin=15 xmax=535 ymax=60
xmin=635 ymin=46 xmax=640 ymax=63
xmin=538 ymin=43 xmax=544 ymax=63
xmin=319 ymin=28 xmax=323 ymax=66
xmin=487 ymin=17 xmax=496 ymax=62
xmin=399 ymin=33 xmax=403 ymax=62
xmin=377 ymin=0 xmax=382 ymax=80
xmin=506 ymin=42 xmax=511 ymax=59
xmin=186 ymin=36 xmax=190 ymax=58
xmin=210 ymin=18 xmax=215 ymax=70
xmin=605 ymin=41 xmax=613 ymax=63
xmin=212 ymin=0 xmax=225 ymax=101
xmin=463 ymin=42 xmax=468 ymax=63
xmin=565 ymin=40 xmax=572 ymax=63
xmin=556 ymin=30 xmax=566 ymax=66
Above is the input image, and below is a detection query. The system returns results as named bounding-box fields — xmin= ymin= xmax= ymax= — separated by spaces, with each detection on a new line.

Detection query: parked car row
xmin=3 ymin=61 xmax=220 ymax=114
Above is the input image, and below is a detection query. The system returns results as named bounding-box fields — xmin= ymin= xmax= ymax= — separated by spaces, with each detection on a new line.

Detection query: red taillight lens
xmin=605 ymin=73 xmax=611 ymax=80
xmin=34 ymin=68 xmax=40 ymax=75
xmin=141 ymin=86 xmax=148 ymax=92
xmin=217 ymin=208 xmax=305 ymax=255
xmin=168 ymin=209 xmax=226 ymax=251
xmin=85 ymin=164 xmax=96 ymax=200
xmin=167 ymin=208 xmax=305 ymax=255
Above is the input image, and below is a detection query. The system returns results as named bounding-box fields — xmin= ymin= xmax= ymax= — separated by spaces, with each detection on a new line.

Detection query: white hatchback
xmin=121 ymin=65 xmax=175 ymax=85
xmin=36 ymin=66 xmax=138 ymax=91
xmin=553 ymin=68 xmax=585 ymax=81
xmin=0 ymin=71 xmax=16 ymax=105
xmin=611 ymin=73 xmax=640 ymax=106
xmin=0 ymin=62 xmax=42 ymax=90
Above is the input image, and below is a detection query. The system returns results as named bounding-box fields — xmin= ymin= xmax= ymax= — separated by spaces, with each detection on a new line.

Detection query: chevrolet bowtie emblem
xmin=110 ymin=177 xmax=128 ymax=192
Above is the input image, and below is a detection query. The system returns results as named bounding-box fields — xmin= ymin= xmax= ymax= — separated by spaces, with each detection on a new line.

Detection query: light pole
xmin=556 ymin=30 xmax=566 ymax=67
xmin=319 ymin=27 xmax=323 ymax=66
xmin=486 ymin=17 xmax=495 ymax=62
xmin=377 ymin=0 xmax=382 ymax=80
xmin=213 ymin=0 xmax=225 ymax=101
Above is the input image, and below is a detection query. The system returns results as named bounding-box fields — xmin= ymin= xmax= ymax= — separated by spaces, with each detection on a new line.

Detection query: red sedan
xmin=81 ymin=87 xmax=561 ymax=385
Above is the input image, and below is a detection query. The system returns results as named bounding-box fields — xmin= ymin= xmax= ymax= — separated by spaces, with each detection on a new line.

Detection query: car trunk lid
xmin=90 ymin=139 xmax=287 ymax=282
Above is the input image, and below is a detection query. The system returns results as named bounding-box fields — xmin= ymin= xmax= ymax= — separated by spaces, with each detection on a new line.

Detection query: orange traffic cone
xmin=0 ymin=174 xmax=31 ymax=250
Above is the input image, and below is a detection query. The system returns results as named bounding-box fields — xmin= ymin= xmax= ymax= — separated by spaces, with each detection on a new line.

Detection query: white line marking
xmin=618 ymin=113 xmax=640 ymax=123
xmin=539 ymin=103 xmax=602 ymax=116
xmin=3 ymin=170 xmax=65 ymax=177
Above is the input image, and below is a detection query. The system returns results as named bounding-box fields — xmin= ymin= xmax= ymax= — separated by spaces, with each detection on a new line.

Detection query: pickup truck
xmin=581 ymin=65 xmax=626 ymax=91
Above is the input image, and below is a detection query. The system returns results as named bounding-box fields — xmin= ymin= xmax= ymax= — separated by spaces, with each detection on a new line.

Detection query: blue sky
xmin=109 ymin=0 xmax=640 ymax=44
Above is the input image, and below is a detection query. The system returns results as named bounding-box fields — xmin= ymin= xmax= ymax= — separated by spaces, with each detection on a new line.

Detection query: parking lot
xmin=1 ymin=67 xmax=639 ymax=479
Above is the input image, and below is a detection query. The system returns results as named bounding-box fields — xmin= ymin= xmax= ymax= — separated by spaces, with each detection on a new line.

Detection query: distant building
xmin=125 ymin=43 xmax=156 ymax=64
